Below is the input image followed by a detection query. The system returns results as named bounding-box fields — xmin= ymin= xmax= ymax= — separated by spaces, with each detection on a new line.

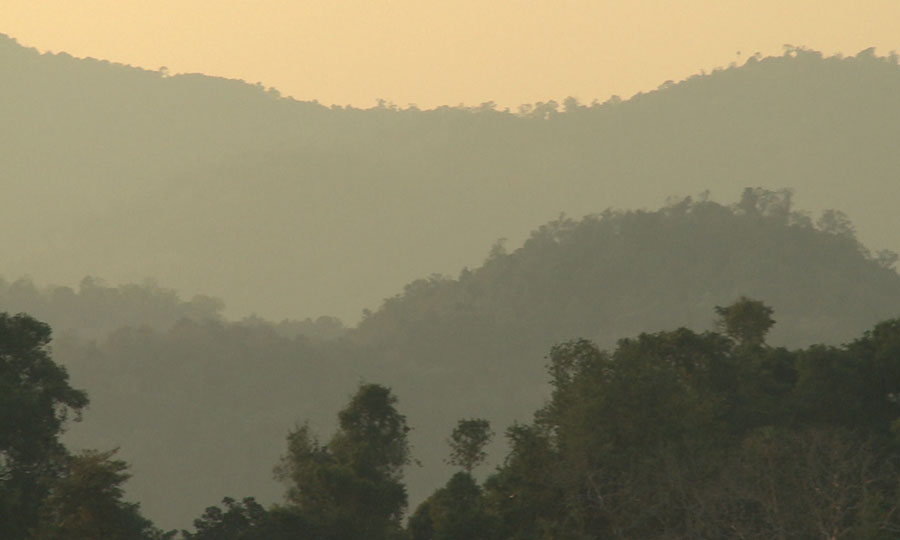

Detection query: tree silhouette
xmin=447 ymin=419 xmax=493 ymax=474
xmin=715 ymin=296 xmax=775 ymax=347
xmin=0 ymin=313 xmax=88 ymax=539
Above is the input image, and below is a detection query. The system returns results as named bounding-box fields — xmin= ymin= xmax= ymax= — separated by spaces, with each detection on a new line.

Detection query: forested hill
xmin=45 ymin=191 xmax=900 ymax=530
xmin=351 ymin=189 xmax=900 ymax=360
xmin=3 ymin=34 xmax=900 ymax=322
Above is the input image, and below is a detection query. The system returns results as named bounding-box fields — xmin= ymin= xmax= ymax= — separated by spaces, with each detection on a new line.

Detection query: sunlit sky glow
xmin=5 ymin=1 xmax=900 ymax=108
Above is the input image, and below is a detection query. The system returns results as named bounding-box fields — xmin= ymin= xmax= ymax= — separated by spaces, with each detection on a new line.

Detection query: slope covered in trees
xmin=3 ymin=34 xmax=900 ymax=322
xmin=353 ymin=189 xmax=900 ymax=359
xmin=33 ymin=191 xmax=900 ymax=529
xmin=409 ymin=300 xmax=900 ymax=540
xmin=6 ymin=297 xmax=900 ymax=538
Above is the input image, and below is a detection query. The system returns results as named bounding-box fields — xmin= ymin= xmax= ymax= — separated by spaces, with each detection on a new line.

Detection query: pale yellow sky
xmin=5 ymin=0 xmax=900 ymax=108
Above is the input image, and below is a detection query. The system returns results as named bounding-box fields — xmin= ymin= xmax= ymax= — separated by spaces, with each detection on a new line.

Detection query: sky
xmin=5 ymin=0 xmax=900 ymax=109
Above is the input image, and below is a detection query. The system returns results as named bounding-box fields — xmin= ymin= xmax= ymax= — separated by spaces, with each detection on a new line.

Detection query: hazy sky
xmin=5 ymin=1 xmax=900 ymax=108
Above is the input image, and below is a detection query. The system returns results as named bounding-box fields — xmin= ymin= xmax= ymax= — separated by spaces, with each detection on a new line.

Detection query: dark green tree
xmin=0 ymin=312 xmax=88 ymax=539
xmin=275 ymin=383 xmax=411 ymax=540
xmin=182 ymin=497 xmax=311 ymax=540
xmin=715 ymin=296 xmax=775 ymax=347
xmin=34 ymin=449 xmax=169 ymax=540
xmin=482 ymin=423 xmax=563 ymax=540
xmin=477 ymin=305 xmax=900 ymax=539
xmin=408 ymin=472 xmax=496 ymax=540
xmin=446 ymin=419 xmax=493 ymax=474
xmin=331 ymin=384 xmax=412 ymax=482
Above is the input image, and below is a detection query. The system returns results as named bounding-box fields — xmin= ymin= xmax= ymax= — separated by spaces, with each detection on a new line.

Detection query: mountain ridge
xmin=4 ymin=35 xmax=899 ymax=322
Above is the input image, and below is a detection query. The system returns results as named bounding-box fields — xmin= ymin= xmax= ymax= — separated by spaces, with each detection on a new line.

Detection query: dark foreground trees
xmin=0 ymin=312 xmax=88 ymax=538
xmin=176 ymin=298 xmax=900 ymax=540
xmin=182 ymin=383 xmax=412 ymax=540
xmin=274 ymin=383 xmax=412 ymax=540
xmin=0 ymin=314 xmax=412 ymax=540
xmin=409 ymin=419 xmax=497 ymax=540
xmin=10 ymin=302 xmax=900 ymax=539
xmin=403 ymin=299 xmax=900 ymax=540
xmin=34 ymin=449 xmax=168 ymax=540
xmin=181 ymin=497 xmax=310 ymax=540
xmin=0 ymin=312 xmax=166 ymax=539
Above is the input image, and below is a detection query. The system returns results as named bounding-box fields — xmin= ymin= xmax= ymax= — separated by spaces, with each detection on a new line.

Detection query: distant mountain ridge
xmin=3 ymin=34 xmax=900 ymax=322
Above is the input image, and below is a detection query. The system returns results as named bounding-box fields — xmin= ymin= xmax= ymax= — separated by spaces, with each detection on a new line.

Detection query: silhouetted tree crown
xmin=446 ymin=419 xmax=493 ymax=474
xmin=0 ymin=313 xmax=88 ymax=538
xmin=715 ymin=296 xmax=776 ymax=347
xmin=274 ymin=383 xmax=411 ymax=540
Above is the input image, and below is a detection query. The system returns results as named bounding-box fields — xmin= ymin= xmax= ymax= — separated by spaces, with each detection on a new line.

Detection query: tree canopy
xmin=412 ymin=299 xmax=900 ymax=540
xmin=0 ymin=313 xmax=163 ymax=540
xmin=446 ymin=419 xmax=493 ymax=474
xmin=6 ymin=303 xmax=900 ymax=540
xmin=0 ymin=313 xmax=88 ymax=538
xmin=274 ymin=383 xmax=411 ymax=540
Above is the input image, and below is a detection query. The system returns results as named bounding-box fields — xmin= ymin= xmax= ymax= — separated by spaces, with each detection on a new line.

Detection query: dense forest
xmin=3 ymin=34 xmax=900 ymax=323
xmin=2 ymin=191 xmax=897 ymax=529
xmin=5 ymin=296 xmax=900 ymax=539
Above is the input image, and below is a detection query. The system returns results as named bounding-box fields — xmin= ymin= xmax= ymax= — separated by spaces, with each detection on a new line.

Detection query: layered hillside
xmin=3 ymin=35 xmax=900 ymax=322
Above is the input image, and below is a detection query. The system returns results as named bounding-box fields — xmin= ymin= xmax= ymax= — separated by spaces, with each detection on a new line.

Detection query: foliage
xmin=274 ymin=384 xmax=411 ymax=540
xmin=34 ymin=295 xmax=894 ymax=539
xmin=0 ymin=313 xmax=165 ymax=539
xmin=34 ymin=449 xmax=170 ymax=540
xmin=181 ymin=497 xmax=311 ymax=540
xmin=53 ymin=317 xmax=354 ymax=528
xmin=715 ymin=295 xmax=775 ymax=347
xmin=446 ymin=419 xmax=493 ymax=473
xmin=9 ymin=298 xmax=900 ymax=540
xmin=408 ymin=472 xmax=496 ymax=540
xmin=465 ymin=299 xmax=900 ymax=539
xmin=0 ymin=313 xmax=89 ymax=539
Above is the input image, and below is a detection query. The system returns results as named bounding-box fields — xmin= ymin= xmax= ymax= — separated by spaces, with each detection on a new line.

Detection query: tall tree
xmin=408 ymin=472 xmax=496 ymax=540
xmin=34 ymin=449 xmax=168 ymax=540
xmin=275 ymin=383 xmax=411 ymax=540
xmin=715 ymin=296 xmax=775 ymax=347
xmin=446 ymin=419 xmax=493 ymax=474
xmin=0 ymin=312 xmax=88 ymax=539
